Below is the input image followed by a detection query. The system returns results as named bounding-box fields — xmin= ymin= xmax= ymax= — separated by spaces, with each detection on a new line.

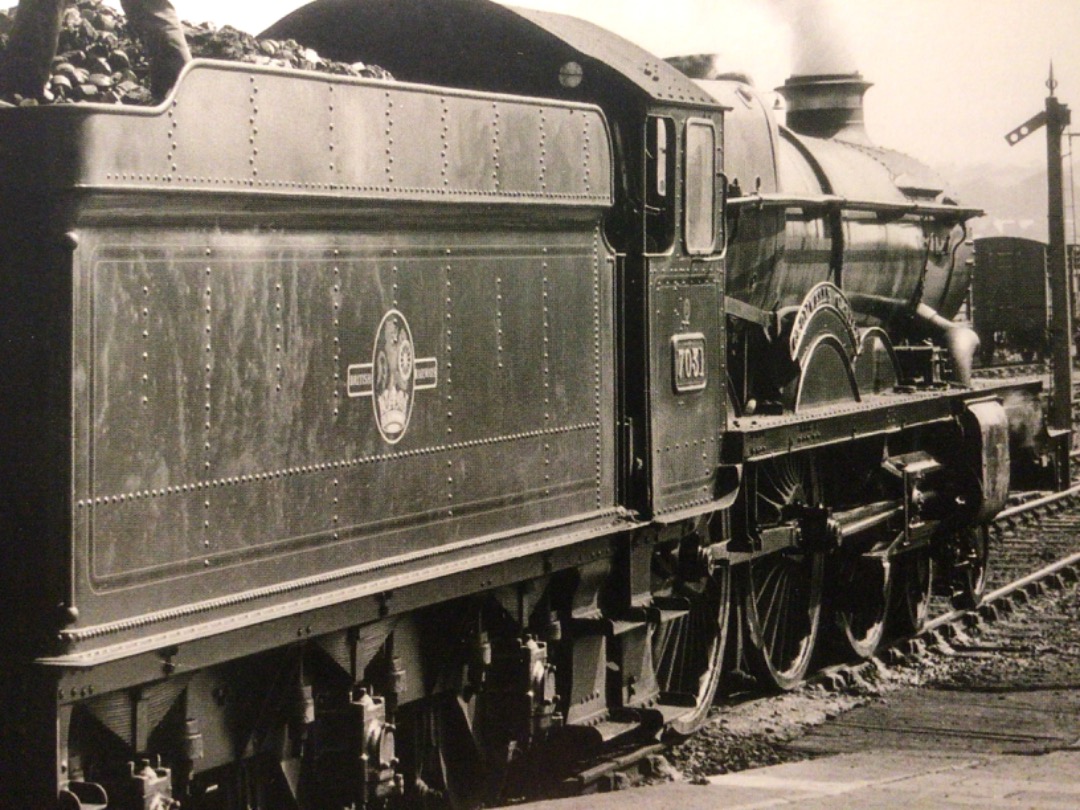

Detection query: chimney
xmin=777 ymin=73 xmax=873 ymax=144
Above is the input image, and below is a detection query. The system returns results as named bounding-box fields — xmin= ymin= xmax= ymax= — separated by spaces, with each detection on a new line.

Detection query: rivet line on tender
xmin=583 ymin=116 xmax=592 ymax=194
xmin=384 ymin=90 xmax=394 ymax=184
xmin=167 ymin=99 xmax=178 ymax=177
xmin=327 ymin=83 xmax=336 ymax=174
xmin=140 ymin=279 xmax=151 ymax=407
xmin=249 ymin=75 xmax=260 ymax=179
xmin=203 ymin=253 xmax=214 ymax=548
xmin=441 ymin=96 xmax=451 ymax=187
xmin=332 ymin=253 xmax=341 ymax=417
xmin=331 ymin=473 xmax=340 ymax=537
xmin=542 ymin=250 xmax=552 ymax=495
xmin=492 ymin=101 xmax=501 ymax=189
xmin=76 ymin=423 xmax=600 ymax=508
xmin=594 ymin=229 xmax=603 ymax=505
xmin=496 ymin=275 xmax=504 ymax=368
xmin=539 ymin=107 xmax=547 ymax=192
xmin=95 ymin=176 xmax=606 ymax=202
xmin=445 ymin=254 xmax=454 ymax=438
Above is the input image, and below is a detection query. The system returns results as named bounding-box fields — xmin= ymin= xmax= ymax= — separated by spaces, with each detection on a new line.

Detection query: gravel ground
xmin=660 ymin=574 xmax=1080 ymax=784
xmin=931 ymin=579 xmax=1080 ymax=691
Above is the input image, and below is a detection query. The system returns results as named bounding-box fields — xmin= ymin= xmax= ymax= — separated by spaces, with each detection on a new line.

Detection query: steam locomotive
xmin=0 ymin=1 xmax=1054 ymax=807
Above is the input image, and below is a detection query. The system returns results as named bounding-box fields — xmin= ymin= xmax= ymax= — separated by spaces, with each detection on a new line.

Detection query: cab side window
xmin=685 ymin=119 xmax=718 ymax=255
xmin=645 ymin=116 xmax=676 ymax=253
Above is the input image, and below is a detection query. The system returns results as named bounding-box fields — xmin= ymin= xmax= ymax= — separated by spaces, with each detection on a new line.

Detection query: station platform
xmin=527 ymin=746 xmax=1080 ymax=809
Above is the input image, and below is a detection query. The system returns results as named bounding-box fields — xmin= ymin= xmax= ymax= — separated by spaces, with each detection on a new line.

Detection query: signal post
xmin=1007 ymin=67 xmax=1073 ymax=488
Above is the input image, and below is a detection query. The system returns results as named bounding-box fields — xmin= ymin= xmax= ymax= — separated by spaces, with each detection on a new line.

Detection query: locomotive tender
xmin=0 ymin=0 xmax=1047 ymax=807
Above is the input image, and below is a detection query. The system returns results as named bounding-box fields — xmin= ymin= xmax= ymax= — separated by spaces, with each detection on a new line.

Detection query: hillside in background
xmin=940 ymin=162 xmax=1066 ymax=244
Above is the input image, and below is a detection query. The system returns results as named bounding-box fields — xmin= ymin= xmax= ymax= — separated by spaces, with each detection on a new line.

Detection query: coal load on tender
xmin=0 ymin=0 xmax=392 ymax=105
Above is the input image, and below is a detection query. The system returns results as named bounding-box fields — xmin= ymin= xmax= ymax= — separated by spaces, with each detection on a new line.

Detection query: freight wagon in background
xmin=972 ymin=236 xmax=1048 ymax=365
xmin=0 ymin=0 xmax=1061 ymax=808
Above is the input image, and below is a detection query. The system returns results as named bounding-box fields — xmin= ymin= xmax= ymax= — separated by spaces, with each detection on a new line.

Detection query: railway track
xmin=972 ymin=363 xmax=1047 ymax=380
xmin=550 ymin=482 xmax=1080 ymax=799
xmin=927 ymin=483 xmax=1080 ymax=634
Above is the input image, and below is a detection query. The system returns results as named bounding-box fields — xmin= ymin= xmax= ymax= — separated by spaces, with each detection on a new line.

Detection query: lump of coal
xmin=0 ymin=0 xmax=392 ymax=105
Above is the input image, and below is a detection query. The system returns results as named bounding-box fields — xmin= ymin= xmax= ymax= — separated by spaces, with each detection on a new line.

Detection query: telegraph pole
xmin=1006 ymin=65 xmax=1073 ymax=488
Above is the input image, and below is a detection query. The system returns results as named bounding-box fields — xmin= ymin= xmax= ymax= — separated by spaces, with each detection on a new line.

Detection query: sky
xmin=106 ymin=0 xmax=1080 ymax=173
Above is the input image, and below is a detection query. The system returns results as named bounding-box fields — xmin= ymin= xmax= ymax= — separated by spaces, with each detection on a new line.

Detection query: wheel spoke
xmin=889 ymin=547 xmax=933 ymax=637
xmin=744 ymin=455 xmax=824 ymax=690
xmin=949 ymin=526 xmax=990 ymax=610
xmin=762 ymin=565 xmax=786 ymax=632
xmin=748 ymin=548 xmax=823 ymax=686
xmin=829 ymin=553 xmax=891 ymax=660
xmin=650 ymin=544 xmax=731 ymax=739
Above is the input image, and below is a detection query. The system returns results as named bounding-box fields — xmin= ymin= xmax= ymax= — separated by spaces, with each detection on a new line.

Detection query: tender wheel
xmin=743 ymin=455 xmax=825 ymax=691
xmin=830 ymin=552 xmax=891 ymax=660
xmin=651 ymin=538 xmax=731 ymax=739
xmin=889 ymin=546 xmax=933 ymax=636
xmin=949 ymin=525 xmax=990 ymax=611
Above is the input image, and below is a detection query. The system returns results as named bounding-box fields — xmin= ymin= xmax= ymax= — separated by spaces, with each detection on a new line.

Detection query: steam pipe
xmin=915 ymin=302 xmax=979 ymax=387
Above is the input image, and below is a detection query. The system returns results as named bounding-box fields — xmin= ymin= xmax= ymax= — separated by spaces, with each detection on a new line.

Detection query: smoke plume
xmin=770 ymin=0 xmax=857 ymax=77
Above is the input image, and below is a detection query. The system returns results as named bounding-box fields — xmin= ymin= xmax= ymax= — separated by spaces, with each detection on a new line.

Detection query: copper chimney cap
xmin=778 ymin=72 xmax=873 ymax=144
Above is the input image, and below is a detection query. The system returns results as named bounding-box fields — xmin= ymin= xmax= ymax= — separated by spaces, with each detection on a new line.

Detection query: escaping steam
xmin=769 ymin=0 xmax=857 ymax=77
xmin=1002 ymin=388 xmax=1044 ymax=453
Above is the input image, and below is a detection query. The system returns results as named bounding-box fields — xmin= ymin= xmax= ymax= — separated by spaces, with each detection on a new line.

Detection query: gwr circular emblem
xmin=346 ymin=310 xmax=438 ymax=443
xmin=372 ymin=310 xmax=415 ymax=444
